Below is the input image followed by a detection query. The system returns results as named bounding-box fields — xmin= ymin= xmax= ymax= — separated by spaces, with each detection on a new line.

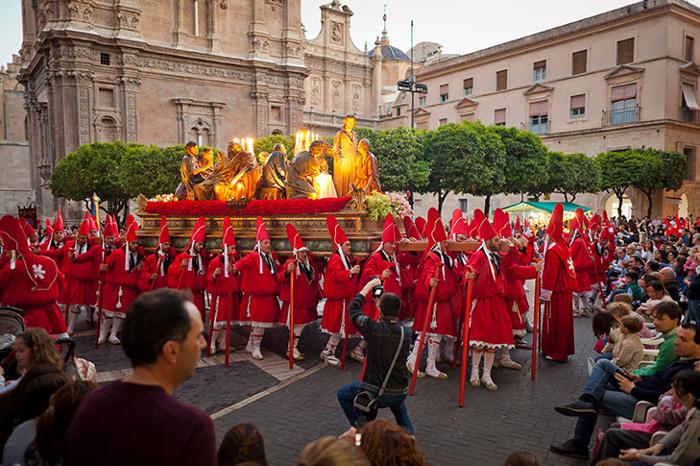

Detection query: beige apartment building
xmin=388 ymin=0 xmax=700 ymax=220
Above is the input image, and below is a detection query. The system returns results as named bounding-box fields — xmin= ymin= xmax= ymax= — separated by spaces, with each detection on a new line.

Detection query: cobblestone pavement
xmin=70 ymin=305 xmax=599 ymax=466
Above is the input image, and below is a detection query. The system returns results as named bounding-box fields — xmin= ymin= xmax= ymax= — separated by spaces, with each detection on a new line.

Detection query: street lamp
xmin=396 ymin=20 xmax=427 ymax=128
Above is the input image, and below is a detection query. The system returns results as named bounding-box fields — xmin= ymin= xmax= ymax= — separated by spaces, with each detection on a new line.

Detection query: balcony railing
xmin=302 ymin=111 xmax=379 ymax=130
xmin=603 ymin=105 xmax=640 ymax=126
xmin=681 ymin=106 xmax=698 ymax=124
xmin=528 ymin=120 xmax=549 ymax=135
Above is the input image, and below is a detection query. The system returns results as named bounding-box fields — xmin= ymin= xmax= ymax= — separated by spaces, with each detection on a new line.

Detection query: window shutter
xmin=611 ymin=83 xmax=637 ymax=102
xmin=440 ymin=84 xmax=449 ymax=94
xmin=494 ymin=108 xmax=506 ymax=124
xmin=617 ymin=38 xmax=635 ymax=65
xmin=570 ymin=94 xmax=585 ymax=109
xmin=496 ymin=70 xmax=507 ymax=91
xmin=572 ymin=50 xmax=587 ymax=75
xmin=463 ymin=78 xmax=473 ymax=89
xmin=533 ymin=60 xmax=546 ymax=70
xmin=529 ymin=101 xmax=548 ymax=116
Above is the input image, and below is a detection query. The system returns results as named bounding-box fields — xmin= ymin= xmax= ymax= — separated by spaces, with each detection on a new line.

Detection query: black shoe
xmin=554 ymin=399 xmax=597 ymax=417
xmin=550 ymin=439 xmax=589 ymax=459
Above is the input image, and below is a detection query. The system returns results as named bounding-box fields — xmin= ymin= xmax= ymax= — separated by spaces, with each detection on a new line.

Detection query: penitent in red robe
xmin=139 ymin=249 xmax=177 ymax=292
xmin=358 ymin=250 xmax=403 ymax=318
xmin=277 ymin=257 xmax=321 ymax=329
xmin=413 ymin=250 xmax=461 ymax=337
xmin=60 ymin=241 xmax=98 ymax=306
xmin=235 ymin=251 xmax=280 ymax=328
xmin=540 ymin=240 xmax=578 ymax=362
xmin=569 ymin=234 xmax=594 ymax=293
xmin=206 ymin=254 xmax=241 ymax=326
xmin=101 ymin=247 xmax=142 ymax=317
xmin=321 ymin=252 xmax=358 ymax=336
xmin=502 ymin=247 xmax=537 ymax=336
xmin=167 ymin=251 xmax=208 ymax=319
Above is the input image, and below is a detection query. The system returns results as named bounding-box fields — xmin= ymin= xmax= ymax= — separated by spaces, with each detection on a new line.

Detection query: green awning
xmin=501 ymin=201 xmax=591 ymax=215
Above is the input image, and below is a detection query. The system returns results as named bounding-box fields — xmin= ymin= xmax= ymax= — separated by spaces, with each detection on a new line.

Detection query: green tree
xmin=597 ymin=150 xmax=647 ymax=219
xmin=494 ymin=126 xmax=549 ymax=199
xmin=422 ymin=122 xmax=505 ymax=214
xmin=50 ymin=142 xmax=136 ymax=224
xmin=254 ymin=134 xmax=295 ymax=159
xmin=120 ymin=144 xmax=183 ymax=199
xmin=633 ymin=149 xmax=687 ymax=217
xmin=545 ymin=152 xmax=601 ymax=202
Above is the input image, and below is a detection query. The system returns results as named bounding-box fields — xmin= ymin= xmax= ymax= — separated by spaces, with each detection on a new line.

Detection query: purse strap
xmin=377 ymin=325 xmax=405 ymax=397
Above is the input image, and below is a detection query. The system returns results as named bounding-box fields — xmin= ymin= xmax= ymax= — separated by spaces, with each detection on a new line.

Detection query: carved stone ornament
xmin=266 ymin=0 xmax=284 ymax=10
xmin=352 ymin=84 xmax=361 ymax=112
xmin=253 ymin=37 xmax=270 ymax=53
xmin=331 ymin=22 xmax=343 ymax=45
xmin=219 ymin=0 xmax=228 ymax=8
xmin=311 ymin=78 xmax=321 ymax=105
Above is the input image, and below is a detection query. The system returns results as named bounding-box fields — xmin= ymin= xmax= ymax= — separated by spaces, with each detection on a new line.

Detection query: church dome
xmin=369 ymin=43 xmax=410 ymax=62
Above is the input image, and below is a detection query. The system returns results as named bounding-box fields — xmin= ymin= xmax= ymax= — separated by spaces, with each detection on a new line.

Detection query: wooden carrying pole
xmin=409 ymin=266 xmax=442 ymax=396
xmin=458 ymin=275 xmax=474 ymax=407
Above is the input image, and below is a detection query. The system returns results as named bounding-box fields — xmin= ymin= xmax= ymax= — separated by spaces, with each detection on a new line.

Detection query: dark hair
xmin=17 ymin=328 xmax=63 ymax=370
xmin=185 ymin=141 xmax=197 ymax=149
xmin=218 ymin=424 xmax=268 ymax=466
xmin=672 ymin=370 xmax=700 ymax=408
xmin=34 ymin=380 xmax=97 ymax=462
xmin=626 ymin=270 xmax=640 ymax=281
xmin=647 ymin=260 xmax=660 ymax=271
xmin=0 ymin=364 xmax=68 ymax=445
xmin=360 ymin=420 xmax=426 ymax=466
xmin=646 ymin=280 xmax=668 ymax=296
xmin=680 ymin=322 xmax=700 ymax=344
xmin=379 ymin=292 xmax=402 ymax=319
xmin=592 ymin=311 xmax=618 ymax=338
xmin=621 ymin=315 xmax=643 ymax=333
xmin=122 ymin=289 xmax=193 ymax=367
xmin=652 ymin=301 xmax=682 ymax=323
xmin=504 ymin=451 xmax=542 ymax=466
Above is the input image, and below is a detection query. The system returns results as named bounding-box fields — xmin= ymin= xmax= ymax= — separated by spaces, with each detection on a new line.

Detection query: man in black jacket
xmin=336 ymin=277 xmax=414 ymax=433
xmin=550 ymin=322 xmax=700 ymax=459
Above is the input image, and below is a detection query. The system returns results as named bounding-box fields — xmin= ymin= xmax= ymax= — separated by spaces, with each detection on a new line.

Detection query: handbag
xmin=353 ymin=326 xmax=405 ymax=424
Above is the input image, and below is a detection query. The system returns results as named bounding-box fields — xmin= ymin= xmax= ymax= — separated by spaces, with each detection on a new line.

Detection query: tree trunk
xmin=570 ymin=193 xmax=577 ymax=203
xmin=437 ymin=191 xmax=449 ymax=215
xmin=484 ymin=194 xmax=491 ymax=215
xmin=642 ymin=189 xmax=654 ymax=218
xmin=563 ymin=192 xmax=571 ymax=203
xmin=615 ymin=190 xmax=625 ymax=219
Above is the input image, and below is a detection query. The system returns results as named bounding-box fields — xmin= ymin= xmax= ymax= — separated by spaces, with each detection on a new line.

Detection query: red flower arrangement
xmin=145 ymin=197 xmax=352 ymax=216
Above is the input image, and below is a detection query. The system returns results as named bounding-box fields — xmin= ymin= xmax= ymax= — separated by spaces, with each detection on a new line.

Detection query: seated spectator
xmin=1 ymin=328 xmax=64 ymax=393
xmin=638 ymin=281 xmax=674 ymax=317
xmin=619 ymin=369 xmax=700 ymax=465
xmin=633 ymin=302 xmax=681 ymax=378
xmin=550 ymin=321 xmax=700 ymax=459
xmin=624 ymin=270 xmax=645 ymax=302
xmin=645 ymin=260 xmax=661 ymax=273
xmin=357 ymin=420 xmax=426 ymax=466
xmin=218 ymin=424 xmax=268 ymax=466
xmin=296 ymin=437 xmax=369 ymax=466
xmin=685 ymin=249 xmax=700 ymax=322
xmin=660 ymin=267 xmax=681 ymax=302
xmin=590 ymin=360 xmax=699 ymax=463
xmin=0 ymin=364 xmax=69 ymax=462
xmin=503 ymin=451 xmax=542 ymax=466
xmin=66 ymin=289 xmax=215 ymax=466
xmin=592 ymin=311 xmax=619 ymax=360
xmin=611 ymin=316 xmax=644 ymax=371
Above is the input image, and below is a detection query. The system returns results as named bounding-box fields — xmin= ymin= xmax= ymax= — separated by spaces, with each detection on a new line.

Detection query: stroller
xmin=0 ymin=306 xmax=95 ymax=383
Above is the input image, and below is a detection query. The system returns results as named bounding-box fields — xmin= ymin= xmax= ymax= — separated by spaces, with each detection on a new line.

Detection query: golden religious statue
xmin=175 ymin=142 xmax=214 ymax=200
xmin=210 ymin=141 xmax=262 ymax=201
xmin=353 ymin=138 xmax=381 ymax=193
xmin=256 ymin=143 xmax=288 ymax=200
xmin=286 ymin=141 xmax=326 ymax=199
xmin=331 ymin=115 xmax=358 ymax=197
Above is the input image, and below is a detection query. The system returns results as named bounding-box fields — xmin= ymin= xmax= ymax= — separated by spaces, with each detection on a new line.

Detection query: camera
xmin=372 ymin=286 xmax=384 ymax=298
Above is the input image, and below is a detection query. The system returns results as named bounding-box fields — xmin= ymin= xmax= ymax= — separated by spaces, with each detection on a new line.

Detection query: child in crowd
xmin=611 ymin=315 xmax=645 ymax=371
xmin=623 ymin=270 xmax=644 ymax=302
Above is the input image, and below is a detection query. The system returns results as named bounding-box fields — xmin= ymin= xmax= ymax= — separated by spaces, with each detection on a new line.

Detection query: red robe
xmin=61 ymin=241 xmax=98 ymax=306
xmin=234 ymin=251 xmax=280 ymax=328
xmin=413 ymin=250 xmax=461 ymax=337
xmin=0 ymin=255 xmax=66 ymax=334
xmin=206 ymin=254 xmax=241 ymax=326
xmin=358 ymin=250 xmax=403 ymax=318
xmin=466 ymin=249 xmax=513 ymax=348
xmin=321 ymin=252 xmax=358 ymax=336
xmin=139 ymin=249 xmax=177 ymax=292
xmin=102 ymin=247 xmax=142 ymax=316
xmin=503 ymin=247 xmax=536 ymax=335
xmin=569 ymin=234 xmax=594 ymax=293
xmin=73 ymin=243 xmax=117 ymax=308
xmin=167 ymin=251 xmax=209 ymax=319
xmin=278 ymin=258 xmax=321 ymax=328
xmin=541 ymin=240 xmax=577 ymax=361
xmin=399 ymin=251 xmax=421 ymax=320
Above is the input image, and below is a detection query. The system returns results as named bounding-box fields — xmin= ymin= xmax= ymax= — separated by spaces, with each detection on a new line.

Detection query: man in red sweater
xmin=66 ymin=288 xmax=215 ymax=466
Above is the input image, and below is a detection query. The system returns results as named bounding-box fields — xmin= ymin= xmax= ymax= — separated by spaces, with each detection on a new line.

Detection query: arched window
xmin=97 ymin=116 xmax=118 ymax=142
xmin=189 ymin=119 xmax=211 ymax=146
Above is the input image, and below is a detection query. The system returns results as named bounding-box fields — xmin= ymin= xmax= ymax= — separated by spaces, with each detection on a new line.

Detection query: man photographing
xmin=336 ymin=277 xmax=414 ymax=433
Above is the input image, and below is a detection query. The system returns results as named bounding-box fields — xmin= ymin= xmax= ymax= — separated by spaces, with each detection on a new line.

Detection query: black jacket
xmin=631 ymin=358 xmax=699 ymax=403
xmin=349 ymin=293 xmax=410 ymax=396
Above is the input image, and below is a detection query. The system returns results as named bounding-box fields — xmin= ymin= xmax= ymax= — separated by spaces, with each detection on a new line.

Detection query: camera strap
xmin=377 ymin=325 xmax=404 ymax=397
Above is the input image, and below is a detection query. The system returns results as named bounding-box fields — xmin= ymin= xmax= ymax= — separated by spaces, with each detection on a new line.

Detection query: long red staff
xmin=288 ymin=267 xmax=295 ymax=370
xmin=150 ymin=255 xmax=164 ymax=291
xmin=224 ymin=288 xmax=232 ymax=368
xmin=409 ymin=265 xmax=442 ymax=396
xmin=458 ymin=272 xmax=474 ymax=407
xmin=531 ymin=268 xmax=542 ymax=380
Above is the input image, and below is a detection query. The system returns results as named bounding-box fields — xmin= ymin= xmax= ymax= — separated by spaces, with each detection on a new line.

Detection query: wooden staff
xmin=207 ymin=294 xmax=219 ymax=358
xmin=409 ymin=266 xmax=442 ymax=396
xmin=94 ymin=278 xmax=104 ymax=349
xmin=150 ymin=255 xmax=164 ymax=291
xmin=531 ymin=270 xmax=542 ymax=380
xmin=288 ymin=268 xmax=295 ymax=370
xmin=458 ymin=274 xmax=474 ymax=407
xmin=224 ymin=289 xmax=232 ymax=368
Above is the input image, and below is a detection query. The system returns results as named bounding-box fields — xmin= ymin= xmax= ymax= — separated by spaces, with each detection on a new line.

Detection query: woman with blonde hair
xmin=358 ymin=420 xmax=426 ymax=466
xmin=296 ymin=436 xmax=369 ymax=466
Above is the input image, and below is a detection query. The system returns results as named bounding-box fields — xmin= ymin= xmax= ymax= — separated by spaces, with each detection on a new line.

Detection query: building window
xmin=190 ymin=119 xmax=211 ymax=146
xmin=496 ymin=70 xmax=507 ymax=91
xmin=533 ymin=60 xmax=546 ymax=83
xmin=463 ymin=78 xmax=473 ymax=97
xmin=418 ymin=96 xmax=426 ymax=106
xmin=681 ymin=83 xmax=699 ymax=123
xmin=100 ymin=53 xmax=111 ymax=66
xmin=459 ymin=199 xmax=468 ymax=212
xmin=570 ymin=94 xmax=586 ymax=118
xmin=686 ymin=36 xmax=695 ymax=62
xmin=616 ymin=38 xmax=635 ymax=65
xmin=684 ymin=146 xmax=697 ymax=181
xmin=438 ymin=118 xmax=448 ymax=126
xmin=462 ymin=113 xmax=475 ymax=122
xmin=396 ymin=107 xmax=401 ymax=116
xmin=528 ymin=101 xmax=548 ymax=134
xmin=610 ymin=83 xmax=638 ymax=125
xmin=98 ymin=88 xmax=115 ymax=108
xmin=572 ymin=50 xmax=587 ymax=75
xmin=96 ymin=116 xmax=118 ymax=142
xmin=439 ymin=84 xmax=449 ymax=103
xmin=270 ymin=105 xmax=282 ymax=122
xmin=494 ymin=108 xmax=506 ymax=126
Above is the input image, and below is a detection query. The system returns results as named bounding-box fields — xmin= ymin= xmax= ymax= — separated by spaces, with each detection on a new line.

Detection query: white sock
xmin=482 ymin=351 xmax=495 ymax=381
xmin=471 ymin=349 xmax=482 ymax=379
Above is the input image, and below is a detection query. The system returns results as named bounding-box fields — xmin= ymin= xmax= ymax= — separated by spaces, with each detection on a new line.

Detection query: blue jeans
xmin=583 ymin=359 xmax=621 ymax=401
xmin=593 ymin=352 xmax=613 ymax=363
xmin=337 ymin=381 xmax=414 ymax=433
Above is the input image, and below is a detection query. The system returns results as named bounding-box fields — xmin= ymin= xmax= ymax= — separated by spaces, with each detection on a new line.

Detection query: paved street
xmin=70 ymin=304 xmax=599 ymax=466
